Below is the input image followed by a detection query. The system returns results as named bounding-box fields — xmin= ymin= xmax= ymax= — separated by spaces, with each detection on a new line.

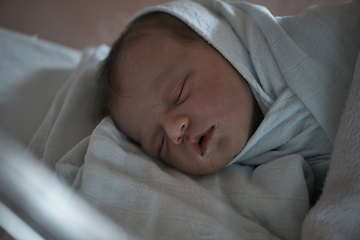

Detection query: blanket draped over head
xmin=135 ymin=0 xmax=360 ymax=191
xmin=27 ymin=0 xmax=360 ymax=239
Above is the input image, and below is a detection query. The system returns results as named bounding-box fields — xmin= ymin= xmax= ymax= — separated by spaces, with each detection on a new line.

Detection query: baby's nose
xmin=163 ymin=115 xmax=189 ymax=144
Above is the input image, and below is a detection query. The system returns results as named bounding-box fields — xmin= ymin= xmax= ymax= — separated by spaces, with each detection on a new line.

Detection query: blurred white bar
xmin=0 ymin=131 xmax=128 ymax=240
xmin=0 ymin=202 xmax=45 ymax=240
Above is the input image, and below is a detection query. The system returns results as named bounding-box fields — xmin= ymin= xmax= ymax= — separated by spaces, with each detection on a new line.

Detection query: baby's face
xmin=110 ymin=29 xmax=260 ymax=175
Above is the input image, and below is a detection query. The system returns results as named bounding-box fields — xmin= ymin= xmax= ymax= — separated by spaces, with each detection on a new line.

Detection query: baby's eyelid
xmin=174 ymin=77 xmax=187 ymax=105
xmin=174 ymin=86 xmax=183 ymax=104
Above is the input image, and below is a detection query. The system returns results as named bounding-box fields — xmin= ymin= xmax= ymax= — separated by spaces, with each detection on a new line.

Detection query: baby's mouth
xmin=198 ymin=136 xmax=205 ymax=145
xmin=189 ymin=126 xmax=215 ymax=156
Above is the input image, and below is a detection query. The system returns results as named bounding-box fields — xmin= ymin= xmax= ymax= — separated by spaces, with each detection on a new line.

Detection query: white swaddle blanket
xmin=26 ymin=0 xmax=360 ymax=239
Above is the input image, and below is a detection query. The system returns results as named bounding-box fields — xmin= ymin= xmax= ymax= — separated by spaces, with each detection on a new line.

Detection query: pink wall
xmin=0 ymin=0 xmax=349 ymax=50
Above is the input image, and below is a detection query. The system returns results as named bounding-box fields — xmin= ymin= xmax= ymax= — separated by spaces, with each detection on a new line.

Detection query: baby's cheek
xmin=162 ymin=144 xmax=185 ymax=166
xmin=217 ymin=134 xmax=244 ymax=160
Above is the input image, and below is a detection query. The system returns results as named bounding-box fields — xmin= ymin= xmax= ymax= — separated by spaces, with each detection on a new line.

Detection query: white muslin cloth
xmin=301 ymin=46 xmax=360 ymax=240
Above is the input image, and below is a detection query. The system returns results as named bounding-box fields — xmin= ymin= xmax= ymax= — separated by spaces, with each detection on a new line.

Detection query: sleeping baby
xmin=97 ymin=0 xmax=360 ymax=189
xmin=97 ymin=12 xmax=264 ymax=175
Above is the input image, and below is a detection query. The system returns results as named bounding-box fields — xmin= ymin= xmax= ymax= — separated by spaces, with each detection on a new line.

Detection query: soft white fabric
xmin=0 ymin=27 xmax=81 ymax=146
xmin=301 ymin=48 xmax=360 ymax=240
xmin=26 ymin=45 xmax=109 ymax=170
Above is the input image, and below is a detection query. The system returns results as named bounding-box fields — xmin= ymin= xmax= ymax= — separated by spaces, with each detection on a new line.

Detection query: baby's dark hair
xmin=96 ymin=12 xmax=203 ymax=118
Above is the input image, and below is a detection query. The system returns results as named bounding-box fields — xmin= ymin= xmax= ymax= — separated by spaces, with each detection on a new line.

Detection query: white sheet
xmin=0 ymin=27 xmax=81 ymax=146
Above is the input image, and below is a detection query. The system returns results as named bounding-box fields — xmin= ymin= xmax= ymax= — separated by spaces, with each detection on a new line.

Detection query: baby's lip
xmin=188 ymin=126 xmax=215 ymax=156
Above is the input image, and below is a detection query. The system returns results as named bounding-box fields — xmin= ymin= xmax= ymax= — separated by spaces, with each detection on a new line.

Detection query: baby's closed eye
xmin=173 ymin=75 xmax=190 ymax=106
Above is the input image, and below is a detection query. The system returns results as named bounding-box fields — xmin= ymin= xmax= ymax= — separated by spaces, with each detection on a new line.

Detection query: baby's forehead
xmin=118 ymin=26 xmax=172 ymax=65
xmin=124 ymin=12 xmax=205 ymax=47
xmin=116 ymin=31 xmax=171 ymax=73
xmin=123 ymin=14 xmax=174 ymax=44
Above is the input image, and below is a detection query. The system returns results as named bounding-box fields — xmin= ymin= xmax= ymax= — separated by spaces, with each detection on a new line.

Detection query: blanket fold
xmin=301 ymin=48 xmax=360 ymax=240
xmin=26 ymin=45 xmax=109 ymax=170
